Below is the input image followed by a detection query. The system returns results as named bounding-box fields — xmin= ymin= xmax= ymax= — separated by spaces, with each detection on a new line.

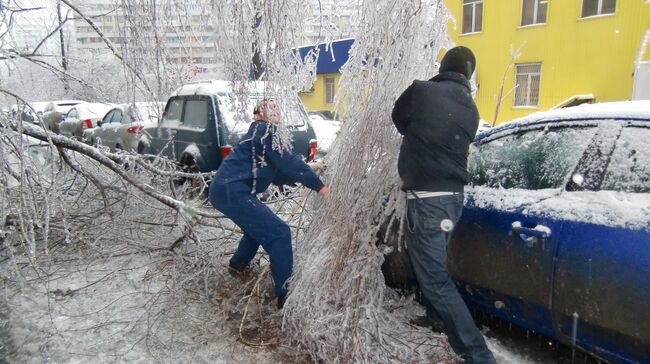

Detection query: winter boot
xmin=277 ymin=295 xmax=286 ymax=310
xmin=227 ymin=264 xmax=252 ymax=280
xmin=409 ymin=315 xmax=445 ymax=333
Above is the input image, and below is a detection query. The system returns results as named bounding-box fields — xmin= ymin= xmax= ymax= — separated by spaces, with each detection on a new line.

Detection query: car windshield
xmin=132 ymin=102 xmax=163 ymax=124
xmin=56 ymin=103 xmax=81 ymax=113
xmin=79 ymin=104 xmax=112 ymax=119
xmin=216 ymin=92 xmax=307 ymax=135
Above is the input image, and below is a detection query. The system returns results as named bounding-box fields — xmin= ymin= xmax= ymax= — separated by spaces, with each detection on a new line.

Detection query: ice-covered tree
xmin=0 ymin=0 xmax=459 ymax=362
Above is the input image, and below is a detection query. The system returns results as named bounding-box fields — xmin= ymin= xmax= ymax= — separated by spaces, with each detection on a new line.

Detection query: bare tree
xmin=492 ymin=42 xmax=526 ymax=126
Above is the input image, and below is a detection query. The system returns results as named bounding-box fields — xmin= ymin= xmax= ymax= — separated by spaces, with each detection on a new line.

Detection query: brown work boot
xmin=410 ymin=315 xmax=445 ymax=333
xmin=227 ymin=265 xmax=252 ymax=279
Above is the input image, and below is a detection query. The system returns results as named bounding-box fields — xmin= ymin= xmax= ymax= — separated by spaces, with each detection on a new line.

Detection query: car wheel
xmin=137 ymin=141 xmax=151 ymax=154
xmin=174 ymin=157 xmax=206 ymax=199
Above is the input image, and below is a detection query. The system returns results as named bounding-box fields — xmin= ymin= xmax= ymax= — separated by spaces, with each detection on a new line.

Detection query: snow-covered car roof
xmin=52 ymin=100 xmax=86 ymax=106
xmin=29 ymin=102 xmax=50 ymax=113
xmin=171 ymin=80 xmax=268 ymax=97
xmin=477 ymin=100 xmax=650 ymax=141
xmin=75 ymin=103 xmax=114 ymax=118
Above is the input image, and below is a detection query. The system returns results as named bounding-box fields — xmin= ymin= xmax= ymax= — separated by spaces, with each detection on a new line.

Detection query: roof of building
xmin=296 ymin=38 xmax=354 ymax=74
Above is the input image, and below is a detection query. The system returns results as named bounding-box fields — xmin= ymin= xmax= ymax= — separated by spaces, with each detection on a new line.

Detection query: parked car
xmin=476 ymin=119 xmax=491 ymax=134
xmin=10 ymin=102 xmax=49 ymax=124
xmin=42 ymin=100 xmax=86 ymax=133
xmin=142 ymin=80 xmax=319 ymax=173
xmin=29 ymin=102 xmax=49 ymax=120
xmin=446 ymin=101 xmax=650 ymax=364
xmin=85 ymin=102 xmax=164 ymax=151
xmin=59 ymin=103 xmax=113 ymax=139
xmin=308 ymin=112 xmax=341 ymax=154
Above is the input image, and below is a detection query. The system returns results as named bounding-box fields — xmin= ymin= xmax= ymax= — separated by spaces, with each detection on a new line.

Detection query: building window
xmin=521 ymin=0 xmax=548 ymax=26
xmin=325 ymin=77 xmax=335 ymax=104
xmin=581 ymin=0 xmax=616 ymax=18
xmin=462 ymin=0 xmax=483 ymax=34
xmin=514 ymin=63 xmax=542 ymax=107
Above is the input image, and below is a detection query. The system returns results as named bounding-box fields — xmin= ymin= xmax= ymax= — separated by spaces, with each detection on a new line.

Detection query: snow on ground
xmin=1 ymin=248 xmax=292 ymax=364
xmin=0 ymin=239 xmax=544 ymax=363
xmin=0 ymin=254 xmax=536 ymax=364
xmin=485 ymin=334 xmax=544 ymax=364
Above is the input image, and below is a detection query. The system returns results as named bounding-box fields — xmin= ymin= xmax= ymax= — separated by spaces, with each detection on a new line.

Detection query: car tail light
xmin=220 ymin=145 xmax=232 ymax=160
xmin=81 ymin=119 xmax=93 ymax=129
xmin=307 ymin=139 xmax=318 ymax=161
xmin=127 ymin=125 xmax=144 ymax=134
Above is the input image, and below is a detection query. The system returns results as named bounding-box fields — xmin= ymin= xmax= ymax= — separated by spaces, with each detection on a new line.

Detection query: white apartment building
xmin=71 ymin=1 xmax=217 ymax=73
xmin=301 ymin=0 xmax=356 ymax=45
xmin=5 ymin=1 xmax=59 ymax=54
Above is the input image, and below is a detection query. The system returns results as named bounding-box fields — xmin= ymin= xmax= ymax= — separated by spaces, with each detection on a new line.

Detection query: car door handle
xmin=511 ymin=222 xmax=552 ymax=239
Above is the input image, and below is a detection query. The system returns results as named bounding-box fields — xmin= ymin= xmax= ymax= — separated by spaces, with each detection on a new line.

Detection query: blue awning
xmin=296 ymin=38 xmax=354 ymax=74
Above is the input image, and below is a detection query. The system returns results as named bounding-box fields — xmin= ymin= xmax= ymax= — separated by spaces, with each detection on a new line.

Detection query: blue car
xmin=449 ymin=101 xmax=650 ymax=363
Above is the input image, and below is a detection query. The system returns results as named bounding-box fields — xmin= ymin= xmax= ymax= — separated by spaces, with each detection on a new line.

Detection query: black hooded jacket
xmin=391 ymin=71 xmax=479 ymax=193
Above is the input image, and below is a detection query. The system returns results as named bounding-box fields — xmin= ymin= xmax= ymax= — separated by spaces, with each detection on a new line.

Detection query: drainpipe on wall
xmin=632 ymin=29 xmax=650 ymax=100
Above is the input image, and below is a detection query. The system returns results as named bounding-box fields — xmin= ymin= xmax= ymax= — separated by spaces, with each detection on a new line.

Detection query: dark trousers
xmin=405 ymin=194 xmax=495 ymax=364
xmin=209 ymin=182 xmax=292 ymax=298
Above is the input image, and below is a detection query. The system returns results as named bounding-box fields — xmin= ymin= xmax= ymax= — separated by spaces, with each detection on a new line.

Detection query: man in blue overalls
xmin=209 ymin=100 xmax=330 ymax=309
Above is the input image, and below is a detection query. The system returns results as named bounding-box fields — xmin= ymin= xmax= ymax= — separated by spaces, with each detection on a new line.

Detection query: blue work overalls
xmin=209 ymin=120 xmax=324 ymax=299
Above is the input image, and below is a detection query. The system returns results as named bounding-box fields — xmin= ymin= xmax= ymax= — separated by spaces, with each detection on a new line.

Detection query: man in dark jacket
xmin=392 ymin=46 xmax=495 ymax=363
xmin=209 ymin=100 xmax=330 ymax=309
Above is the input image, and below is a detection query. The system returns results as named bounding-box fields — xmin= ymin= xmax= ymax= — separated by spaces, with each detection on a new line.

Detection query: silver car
xmin=59 ymin=103 xmax=113 ymax=139
xmin=41 ymin=100 xmax=86 ymax=133
xmin=86 ymin=102 xmax=163 ymax=151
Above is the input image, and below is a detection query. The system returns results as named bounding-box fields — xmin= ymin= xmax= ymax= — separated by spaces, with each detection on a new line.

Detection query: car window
xmin=182 ymin=99 xmax=209 ymax=129
xmin=112 ymin=110 xmax=123 ymax=123
xmin=469 ymin=126 xmax=597 ymax=189
xmin=216 ymin=93 xmax=307 ymax=134
xmin=600 ymin=126 xmax=650 ymax=193
xmin=58 ymin=104 xmax=78 ymax=114
xmin=129 ymin=106 xmax=143 ymax=123
xmin=67 ymin=109 xmax=78 ymax=118
xmin=162 ymin=98 xmax=183 ymax=127
xmin=102 ymin=111 xmax=114 ymax=124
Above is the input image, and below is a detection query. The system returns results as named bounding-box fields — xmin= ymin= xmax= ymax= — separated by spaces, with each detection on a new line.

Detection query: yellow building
xmin=296 ymin=39 xmax=353 ymax=118
xmin=445 ymin=0 xmax=650 ymax=125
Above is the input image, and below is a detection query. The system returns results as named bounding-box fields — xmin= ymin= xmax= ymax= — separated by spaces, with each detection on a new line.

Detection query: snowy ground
xmin=0 ymin=243 xmax=301 ymax=363
xmin=0 ymin=237 xmax=546 ymax=364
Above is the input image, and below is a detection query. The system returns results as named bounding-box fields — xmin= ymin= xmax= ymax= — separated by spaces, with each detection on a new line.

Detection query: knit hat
xmin=439 ymin=46 xmax=476 ymax=79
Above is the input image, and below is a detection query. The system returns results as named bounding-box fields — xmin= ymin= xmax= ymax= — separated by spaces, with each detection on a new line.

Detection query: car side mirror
xmin=97 ymin=120 xmax=103 ymax=127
